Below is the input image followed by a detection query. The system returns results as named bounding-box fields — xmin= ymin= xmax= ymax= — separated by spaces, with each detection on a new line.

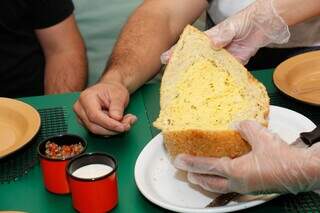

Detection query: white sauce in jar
xmin=72 ymin=164 xmax=113 ymax=179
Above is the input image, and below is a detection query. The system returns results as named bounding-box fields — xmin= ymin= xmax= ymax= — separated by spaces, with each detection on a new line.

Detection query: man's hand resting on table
xmin=174 ymin=120 xmax=320 ymax=195
xmin=73 ymin=82 xmax=137 ymax=136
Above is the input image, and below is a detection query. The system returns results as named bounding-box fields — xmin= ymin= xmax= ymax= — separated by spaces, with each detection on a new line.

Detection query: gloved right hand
xmin=73 ymin=82 xmax=137 ymax=136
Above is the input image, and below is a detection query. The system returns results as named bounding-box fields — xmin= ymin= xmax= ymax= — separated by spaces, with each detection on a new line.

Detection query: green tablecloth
xmin=0 ymin=90 xmax=164 ymax=212
xmin=0 ymin=69 xmax=314 ymax=212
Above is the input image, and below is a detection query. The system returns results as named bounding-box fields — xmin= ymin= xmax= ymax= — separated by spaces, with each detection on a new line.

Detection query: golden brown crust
xmin=164 ymin=130 xmax=251 ymax=159
xmin=245 ymin=71 xmax=270 ymax=125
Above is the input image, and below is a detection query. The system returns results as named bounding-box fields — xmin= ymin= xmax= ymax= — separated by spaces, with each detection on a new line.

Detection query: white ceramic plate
xmin=134 ymin=106 xmax=316 ymax=213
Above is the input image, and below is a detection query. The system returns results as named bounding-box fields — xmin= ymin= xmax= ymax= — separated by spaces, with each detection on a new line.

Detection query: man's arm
xmin=101 ymin=0 xmax=209 ymax=93
xmin=73 ymin=0 xmax=208 ymax=136
xmin=36 ymin=14 xmax=88 ymax=94
xmin=274 ymin=0 xmax=320 ymax=25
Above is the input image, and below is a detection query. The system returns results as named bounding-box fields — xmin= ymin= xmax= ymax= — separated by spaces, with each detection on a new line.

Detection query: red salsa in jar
xmin=45 ymin=141 xmax=84 ymax=160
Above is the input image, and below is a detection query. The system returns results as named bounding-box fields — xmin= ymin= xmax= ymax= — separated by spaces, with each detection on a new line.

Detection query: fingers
xmin=122 ymin=114 xmax=138 ymax=126
xmin=160 ymin=45 xmax=175 ymax=64
xmin=235 ymin=120 xmax=288 ymax=151
xmin=205 ymin=21 xmax=235 ymax=49
xmin=74 ymin=99 xmax=137 ymax=136
xmin=73 ymin=82 xmax=138 ymax=136
xmin=234 ymin=120 xmax=265 ymax=148
xmin=108 ymin=94 xmax=128 ymax=121
xmin=225 ymin=43 xmax=255 ymax=65
xmin=188 ymin=173 xmax=230 ymax=193
xmin=79 ymin=97 xmax=128 ymax=132
xmin=174 ymin=154 xmax=231 ymax=177
xmin=234 ymin=120 xmax=262 ymax=142
xmin=160 ymin=51 xmax=170 ymax=64
xmin=74 ymin=102 xmax=121 ymax=135
xmin=206 ymin=21 xmax=259 ymax=64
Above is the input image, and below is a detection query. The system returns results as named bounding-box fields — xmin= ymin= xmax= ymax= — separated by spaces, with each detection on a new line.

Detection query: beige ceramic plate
xmin=0 ymin=212 xmax=27 ymax=213
xmin=273 ymin=50 xmax=320 ymax=106
xmin=0 ymin=98 xmax=41 ymax=159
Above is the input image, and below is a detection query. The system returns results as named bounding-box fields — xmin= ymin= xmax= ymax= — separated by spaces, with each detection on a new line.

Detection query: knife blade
xmin=291 ymin=137 xmax=309 ymax=148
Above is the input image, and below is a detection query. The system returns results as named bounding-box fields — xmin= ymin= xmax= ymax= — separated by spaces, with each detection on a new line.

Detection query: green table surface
xmin=0 ymin=69 xmax=290 ymax=212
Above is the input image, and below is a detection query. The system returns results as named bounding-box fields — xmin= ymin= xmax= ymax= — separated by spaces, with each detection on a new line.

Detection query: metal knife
xmin=206 ymin=126 xmax=320 ymax=208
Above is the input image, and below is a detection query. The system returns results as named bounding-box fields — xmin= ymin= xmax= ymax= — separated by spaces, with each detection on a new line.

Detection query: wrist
xmin=99 ymin=69 xmax=128 ymax=89
xmin=252 ymin=0 xmax=290 ymax=44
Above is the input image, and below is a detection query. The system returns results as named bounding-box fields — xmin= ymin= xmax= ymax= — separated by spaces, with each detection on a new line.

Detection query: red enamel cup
xmin=37 ymin=134 xmax=87 ymax=194
xmin=66 ymin=153 xmax=118 ymax=213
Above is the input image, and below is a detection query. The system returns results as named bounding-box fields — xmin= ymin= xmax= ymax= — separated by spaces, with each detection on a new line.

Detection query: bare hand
xmin=73 ymin=82 xmax=137 ymax=136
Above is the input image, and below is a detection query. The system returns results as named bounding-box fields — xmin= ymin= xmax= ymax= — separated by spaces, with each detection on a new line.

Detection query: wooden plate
xmin=273 ymin=50 xmax=320 ymax=106
xmin=0 ymin=211 xmax=27 ymax=213
xmin=0 ymin=98 xmax=41 ymax=159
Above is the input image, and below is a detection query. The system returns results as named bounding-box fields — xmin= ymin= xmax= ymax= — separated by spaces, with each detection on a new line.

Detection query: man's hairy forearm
xmin=44 ymin=52 xmax=88 ymax=94
xmin=100 ymin=5 xmax=174 ymax=93
xmin=100 ymin=1 xmax=207 ymax=93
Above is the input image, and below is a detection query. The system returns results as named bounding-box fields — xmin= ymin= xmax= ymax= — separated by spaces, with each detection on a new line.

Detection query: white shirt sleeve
xmin=208 ymin=0 xmax=254 ymax=23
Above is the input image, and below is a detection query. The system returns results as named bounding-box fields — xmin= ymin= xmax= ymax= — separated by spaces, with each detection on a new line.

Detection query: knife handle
xmin=300 ymin=126 xmax=320 ymax=146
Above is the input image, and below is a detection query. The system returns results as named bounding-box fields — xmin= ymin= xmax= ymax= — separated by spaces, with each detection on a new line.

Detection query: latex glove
xmin=161 ymin=0 xmax=290 ymax=65
xmin=73 ymin=82 xmax=137 ymax=136
xmin=174 ymin=120 xmax=320 ymax=194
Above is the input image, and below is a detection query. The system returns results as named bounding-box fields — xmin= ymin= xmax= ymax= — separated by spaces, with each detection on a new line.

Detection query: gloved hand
xmin=174 ymin=120 xmax=320 ymax=194
xmin=73 ymin=82 xmax=137 ymax=136
xmin=161 ymin=0 xmax=290 ymax=65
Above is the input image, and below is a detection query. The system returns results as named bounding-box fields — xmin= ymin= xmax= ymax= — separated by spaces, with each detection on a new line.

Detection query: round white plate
xmin=134 ymin=106 xmax=316 ymax=213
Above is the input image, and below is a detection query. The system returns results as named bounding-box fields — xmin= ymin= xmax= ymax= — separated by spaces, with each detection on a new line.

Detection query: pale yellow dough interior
xmin=161 ymin=59 xmax=251 ymax=131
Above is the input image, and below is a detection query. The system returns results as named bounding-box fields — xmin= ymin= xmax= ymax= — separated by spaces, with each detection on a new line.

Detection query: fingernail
xmin=206 ymin=30 xmax=222 ymax=49
xmin=210 ymin=40 xmax=222 ymax=50
xmin=160 ymin=52 xmax=169 ymax=64
xmin=173 ymin=155 xmax=188 ymax=170
xmin=187 ymin=173 xmax=198 ymax=184
xmin=131 ymin=116 xmax=138 ymax=123
xmin=236 ymin=55 xmax=249 ymax=65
